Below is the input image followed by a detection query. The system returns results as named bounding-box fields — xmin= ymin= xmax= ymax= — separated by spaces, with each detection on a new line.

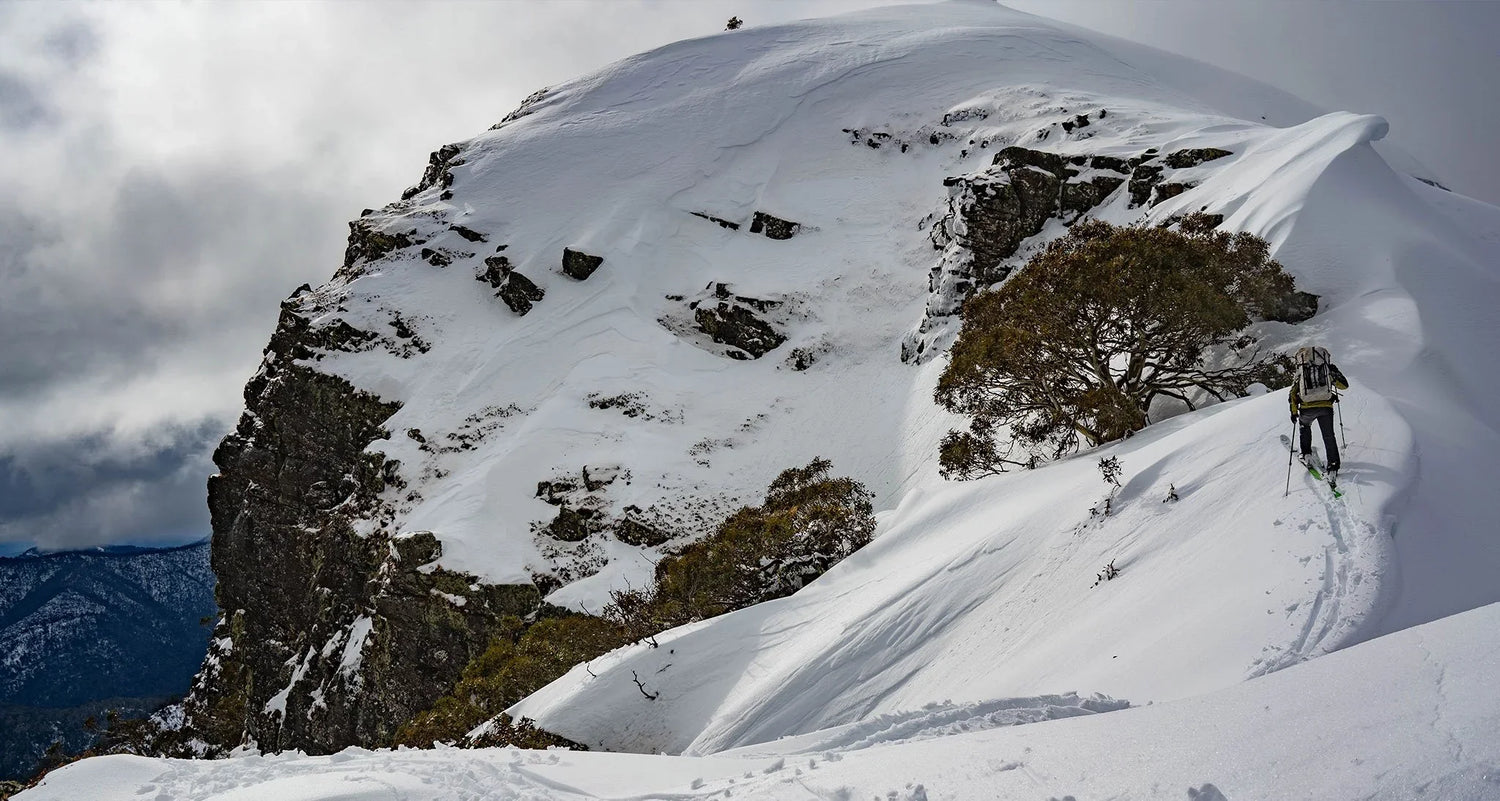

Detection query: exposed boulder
xmin=614 ymin=516 xmax=671 ymax=548
xmin=1128 ymin=162 xmax=1163 ymax=207
xmin=690 ymin=283 xmax=787 ymax=359
xmin=690 ymin=211 xmax=740 ymax=230
xmin=449 ymin=224 xmax=487 ymax=243
xmin=544 ymin=507 xmax=596 ymax=543
xmin=992 ymin=145 xmax=1077 ymax=179
xmin=497 ymin=273 xmax=545 ymax=315
xmin=1061 ymin=176 xmax=1126 ymax=217
xmin=402 ymin=143 xmax=466 ymax=200
xmin=1260 ymin=289 xmax=1320 ymax=324
xmin=420 ymin=248 xmax=452 ymax=268
xmin=1089 ymin=155 xmax=1131 ymax=173
xmin=477 ymin=252 xmax=512 ymax=286
xmin=562 ymin=248 xmax=604 ymax=280
xmin=749 ymin=211 xmax=801 ymax=240
xmin=341 ymin=220 xmax=417 ymax=275
xmin=1164 ymin=147 xmax=1233 ymax=169
xmin=475 ymin=251 xmax=545 ymax=315
xmin=1151 ymin=182 xmax=1194 ymax=206
xmin=928 ymin=145 xmax=1131 ymax=295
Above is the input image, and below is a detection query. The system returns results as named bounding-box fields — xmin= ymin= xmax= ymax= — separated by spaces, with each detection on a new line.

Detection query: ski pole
xmin=1284 ymin=418 xmax=1296 ymax=497
xmin=1336 ymin=396 xmax=1347 ymax=448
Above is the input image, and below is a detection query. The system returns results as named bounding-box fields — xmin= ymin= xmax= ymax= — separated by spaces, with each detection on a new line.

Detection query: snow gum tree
xmin=936 ymin=214 xmax=1296 ymax=478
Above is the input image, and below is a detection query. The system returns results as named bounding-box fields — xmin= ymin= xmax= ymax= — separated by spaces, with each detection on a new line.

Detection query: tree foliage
xmin=936 ymin=215 xmax=1294 ymax=477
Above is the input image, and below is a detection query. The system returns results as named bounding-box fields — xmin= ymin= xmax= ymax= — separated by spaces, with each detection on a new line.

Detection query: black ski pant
xmin=1298 ymin=405 xmax=1340 ymax=470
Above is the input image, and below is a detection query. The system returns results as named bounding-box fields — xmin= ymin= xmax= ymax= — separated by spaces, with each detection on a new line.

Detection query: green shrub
xmin=609 ymin=457 xmax=875 ymax=632
xmin=392 ymin=614 xmax=629 ymax=747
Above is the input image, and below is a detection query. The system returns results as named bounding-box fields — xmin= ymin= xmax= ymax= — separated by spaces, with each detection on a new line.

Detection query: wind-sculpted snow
xmin=21 ymin=602 xmax=1500 ymax=801
xmin=718 ymin=692 xmax=1130 ymax=756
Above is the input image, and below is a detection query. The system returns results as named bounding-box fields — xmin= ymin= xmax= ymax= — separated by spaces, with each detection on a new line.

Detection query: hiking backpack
xmin=1296 ymin=346 xmax=1336 ymax=404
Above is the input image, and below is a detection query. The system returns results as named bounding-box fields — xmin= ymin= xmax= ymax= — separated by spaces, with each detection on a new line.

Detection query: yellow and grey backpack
xmin=1295 ymin=346 xmax=1336 ymax=404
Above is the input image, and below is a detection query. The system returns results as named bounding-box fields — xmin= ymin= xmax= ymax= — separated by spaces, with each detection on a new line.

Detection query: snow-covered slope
xmin=22 ymin=600 xmax=1500 ymax=800
xmin=305 ymin=0 xmax=1343 ymax=601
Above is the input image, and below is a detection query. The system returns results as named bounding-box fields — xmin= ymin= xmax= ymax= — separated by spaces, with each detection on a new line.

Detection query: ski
xmin=1281 ymin=434 xmax=1343 ymax=499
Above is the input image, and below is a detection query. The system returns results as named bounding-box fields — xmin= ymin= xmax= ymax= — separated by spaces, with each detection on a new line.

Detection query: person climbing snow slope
xmin=1289 ymin=346 xmax=1350 ymax=473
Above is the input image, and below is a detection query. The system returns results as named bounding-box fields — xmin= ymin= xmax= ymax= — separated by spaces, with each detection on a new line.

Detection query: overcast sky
xmin=1 ymin=1 xmax=1495 ymax=555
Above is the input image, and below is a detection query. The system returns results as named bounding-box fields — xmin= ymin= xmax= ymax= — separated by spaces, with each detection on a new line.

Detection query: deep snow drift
xmin=23 ymin=0 xmax=1500 ymax=796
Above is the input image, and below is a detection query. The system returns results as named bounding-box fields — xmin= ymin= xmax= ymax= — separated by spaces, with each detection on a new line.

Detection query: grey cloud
xmin=0 ymin=419 xmax=221 ymax=550
xmin=0 ymin=71 xmax=53 ymax=130
xmin=41 ymin=20 xmax=98 ymax=67
xmin=0 ymin=163 xmax=347 ymax=408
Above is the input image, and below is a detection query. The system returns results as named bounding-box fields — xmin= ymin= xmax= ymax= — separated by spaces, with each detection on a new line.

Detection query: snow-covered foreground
xmin=22 ymin=601 xmax=1500 ymax=800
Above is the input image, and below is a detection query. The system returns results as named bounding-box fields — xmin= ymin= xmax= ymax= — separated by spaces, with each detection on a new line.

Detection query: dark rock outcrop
xmin=1151 ymin=182 xmax=1194 ymax=206
xmin=928 ymin=146 xmax=1124 ymax=295
xmin=905 ymin=143 xmax=1236 ymax=363
xmin=690 ymin=283 xmax=787 ymax=359
xmin=1164 ymin=147 xmax=1233 ymax=169
xmin=402 ymin=143 xmax=466 ymax=200
xmin=561 ymin=249 xmax=604 ymax=281
xmin=1260 ymin=290 xmax=1320 ymax=324
xmin=489 ymin=88 xmax=550 ymax=131
xmin=992 ymin=146 xmax=1077 ymax=179
xmin=544 ymin=507 xmax=596 ymax=543
xmin=1128 ymin=162 xmax=1163 ymax=207
xmin=749 ymin=211 xmax=801 ymax=240
xmin=342 ymin=221 xmax=416 ymax=276
xmin=1061 ymin=176 xmax=1126 ymax=217
xmin=614 ymin=517 xmax=671 ymax=548
xmin=476 ymin=252 xmax=545 ymax=315
xmin=690 ymin=211 xmax=740 ymax=230
xmin=420 ymin=248 xmax=451 ymax=268
xmin=497 ymin=273 xmax=545 ymax=315
xmin=449 ymin=224 xmax=487 ymax=243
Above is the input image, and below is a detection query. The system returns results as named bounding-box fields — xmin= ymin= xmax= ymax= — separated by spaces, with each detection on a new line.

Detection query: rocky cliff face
xmin=174 ymin=293 xmax=541 ymax=754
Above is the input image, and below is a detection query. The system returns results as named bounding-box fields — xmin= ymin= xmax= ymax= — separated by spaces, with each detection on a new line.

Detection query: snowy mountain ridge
xmin=0 ymin=541 xmax=215 ymax=781
xmin=27 ymin=2 xmax=1500 ymax=796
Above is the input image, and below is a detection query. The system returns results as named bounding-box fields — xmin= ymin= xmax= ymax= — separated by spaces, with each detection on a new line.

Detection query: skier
xmin=1289 ymin=346 xmax=1349 ymax=473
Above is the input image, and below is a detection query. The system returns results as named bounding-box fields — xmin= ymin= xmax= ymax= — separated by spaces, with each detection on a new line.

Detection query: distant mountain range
xmin=0 ymin=540 xmax=215 ymax=780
